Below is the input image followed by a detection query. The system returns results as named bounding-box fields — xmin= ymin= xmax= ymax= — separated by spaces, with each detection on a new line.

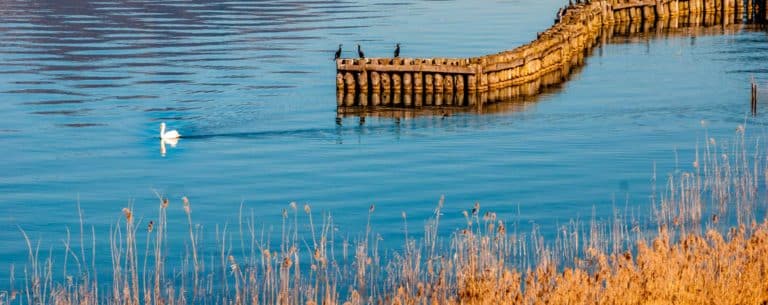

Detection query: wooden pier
xmin=336 ymin=0 xmax=766 ymax=111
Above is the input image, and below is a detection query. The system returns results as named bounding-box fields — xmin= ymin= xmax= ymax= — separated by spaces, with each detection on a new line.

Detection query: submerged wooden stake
xmin=752 ymin=81 xmax=759 ymax=115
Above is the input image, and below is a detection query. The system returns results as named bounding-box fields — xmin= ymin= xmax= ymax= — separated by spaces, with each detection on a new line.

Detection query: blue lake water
xmin=1 ymin=0 xmax=768 ymax=283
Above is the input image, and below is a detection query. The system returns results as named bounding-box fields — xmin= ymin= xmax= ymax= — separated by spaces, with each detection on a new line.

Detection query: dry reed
xmin=3 ymin=126 xmax=768 ymax=305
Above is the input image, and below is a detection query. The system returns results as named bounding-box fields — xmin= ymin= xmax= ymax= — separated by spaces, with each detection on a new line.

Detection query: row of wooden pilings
xmin=336 ymin=0 xmax=768 ymax=108
xmin=607 ymin=0 xmax=768 ymax=23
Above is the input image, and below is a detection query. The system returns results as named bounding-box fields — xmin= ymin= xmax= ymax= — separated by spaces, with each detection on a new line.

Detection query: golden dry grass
xmin=2 ymin=129 xmax=768 ymax=305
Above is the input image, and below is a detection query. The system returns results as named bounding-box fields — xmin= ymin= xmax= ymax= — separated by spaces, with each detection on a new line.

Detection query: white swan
xmin=160 ymin=122 xmax=181 ymax=139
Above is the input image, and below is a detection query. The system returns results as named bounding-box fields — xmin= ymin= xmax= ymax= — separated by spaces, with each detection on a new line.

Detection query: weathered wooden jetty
xmin=336 ymin=0 xmax=767 ymax=110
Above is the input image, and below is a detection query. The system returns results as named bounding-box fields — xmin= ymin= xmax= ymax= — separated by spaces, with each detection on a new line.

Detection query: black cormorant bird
xmin=357 ymin=44 xmax=365 ymax=59
xmin=334 ymin=44 xmax=342 ymax=60
xmin=394 ymin=43 xmax=400 ymax=58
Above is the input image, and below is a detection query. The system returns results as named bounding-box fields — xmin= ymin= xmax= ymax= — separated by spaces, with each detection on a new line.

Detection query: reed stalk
xmin=6 ymin=127 xmax=768 ymax=305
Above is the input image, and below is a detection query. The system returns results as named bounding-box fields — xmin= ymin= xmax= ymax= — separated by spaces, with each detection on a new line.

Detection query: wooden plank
xmin=337 ymin=59 xmax=476 ymax=74
xmin=483 ymin=58 xmax=525 ymax=73
xmin=613 ymin=0 xmax=658 ymax=10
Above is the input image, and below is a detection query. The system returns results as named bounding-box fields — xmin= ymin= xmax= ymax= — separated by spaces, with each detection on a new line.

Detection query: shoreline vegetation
xmin=3 ymin=125 xmax=768 ymax=305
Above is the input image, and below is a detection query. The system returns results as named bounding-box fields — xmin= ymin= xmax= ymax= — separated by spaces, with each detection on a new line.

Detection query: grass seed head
xmin=122 ymin=208 xmax=133 ymax=223
xmin=182 ymin=196 xmax=190 ymax=214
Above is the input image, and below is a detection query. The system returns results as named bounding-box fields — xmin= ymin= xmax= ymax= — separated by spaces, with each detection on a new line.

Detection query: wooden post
xmin=336 ymin=72 xmax=345 ymax=93
xmin=489 ymin=88 xmax=498 ymax=104
xmin=689 ymin=0 xmax=697 ymax=15
xmin=443 ymin=73 xmax=454 ymax=94
xmin=403 ymin=73 xmax=412 ymax=96
xmin=644 ymin=5 xmax=656 ymax=23
xmin=696 ymin=0 xmax=705 ymax=15
xmin=753 ymin=81 xmax=759 ymax=115
xmin=403 ymin=73 xmax=413 ymax=107
xmin=392 ymin=73 xmax=402 ymax=105
xmin=358 ymin=71 xmax=368 ymax=94
xmin=370 ymin=72 xmax=381 ymax=93
xmin=415 ymin=91 xmax=423 ymax=107
xmin=764 ymin=0 xmax=768 ymax=22
xmin=655 ymin=0 xmax=668 ymax=19
xmin=747 ymin=0 xmax=753 ymax=20
xmin=480 ymin=73 xmax=488 ymax=92
xmin=468 ymin=92 xmax=477 ymax=106
xmin=629 ymin=7 xmax=639 ymax=22
xmin=404 ymin=91 xmax=412 ymax=107
xmin=468 ymin=74 xmax=477 ymax=93
xmin=344 ymin=72 xmax=356 ymax=93
xmin=488 ymin=72 xmax=498 ymax=90
xmin=455 ymin=75 xmax=465 ymax=96
xmin=392 ymin=73 xmax=402 ymax=93
xmin=670 ymin=0 xmax=680 ymax=17
xmin=381 ymin=73 xmax=391 ymax=96
xmin=358 ymin=92 xmax=368 ymax=107
xmin=425 ymin=74 xmax=434 ymax=94
xmin=434 ymin=74 xmax=444 ymax=94
xmin=344 ymin=92 xmax=355 ymax=106
xmin=724 ymin=0 xmax=734 ymax=24
xmin=752 ymin=0 xmax=756 ymax=19
xmin=443 ymin=74 xmax=454 ymax=105
xmin=413 ymin=72 xmax=423 ymax=93
xmin=704 ymin=0 xmax=714 ymax=15
xmin=382 ymin=92 xmax=391 ymax=106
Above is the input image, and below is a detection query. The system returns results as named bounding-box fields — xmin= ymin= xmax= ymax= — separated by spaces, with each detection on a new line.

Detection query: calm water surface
xmin=1 ymin=0 xmax=768 ymax=278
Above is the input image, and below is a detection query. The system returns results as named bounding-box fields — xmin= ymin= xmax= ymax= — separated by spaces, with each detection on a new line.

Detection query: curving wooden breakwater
xmin=336 ymin=0 xmax=767 ymax=110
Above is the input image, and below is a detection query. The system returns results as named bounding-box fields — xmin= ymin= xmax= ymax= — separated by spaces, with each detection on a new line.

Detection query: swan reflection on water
xmin=159 ymin=122 xmax=181 ymax=157
xmin=160 ymin=137 xmax=179 ymax=157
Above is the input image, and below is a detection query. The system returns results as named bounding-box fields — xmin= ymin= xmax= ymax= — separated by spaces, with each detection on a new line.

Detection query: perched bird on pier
xmin=334 ymin=44 xmax=342 ymax=60
xmin=568 ymin=0 xmax=574 ymax=7
xmin=556 ymin=7 xmax=563 ymax=22
xmin=357 ymin=44 xmax=365 ymax=59
xmin=394 ymin=43 xmax=400 ymax=58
